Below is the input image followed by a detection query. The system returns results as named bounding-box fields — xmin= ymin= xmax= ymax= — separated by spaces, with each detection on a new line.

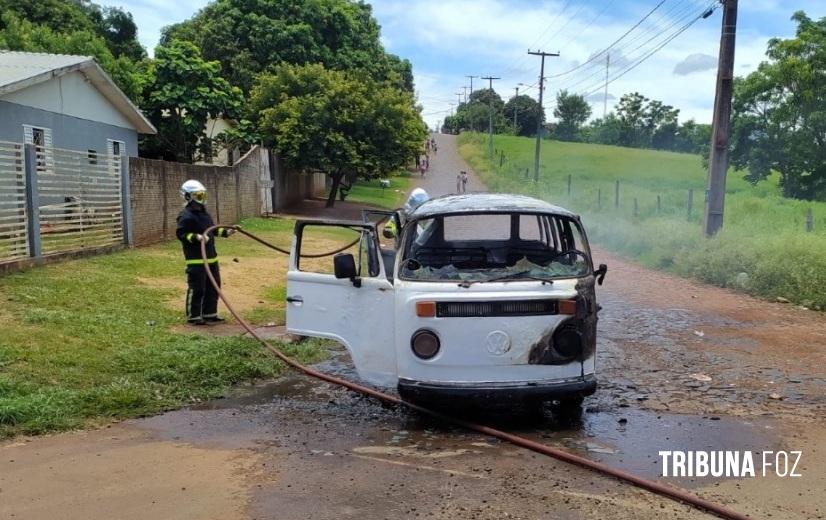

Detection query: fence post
xmin=120 ymin=156 xmax=133 ymax=247
xmin=614 ymin=180 xmax=620 ymax=209
xmin=597 ymin=188 xmax=601 ymax=210
xmin=657 ymin=194 xmax=661 ymax=214
xmin=23 ymin=144 xmax=41 ymax=258
xmin=499 ymin=151 xmax=505 ymax=168
xmin=567 ymin=174 xmax=572 ymax=196
xmin=525 ymin=168 xmax=529 ymax=179
xmin=687 ymin=188 xmax=694 ymax=221
xmin=806 ymin=208 xmax=813 ymax=232
xmin=633 ymin=197 xmax=638 ymax=217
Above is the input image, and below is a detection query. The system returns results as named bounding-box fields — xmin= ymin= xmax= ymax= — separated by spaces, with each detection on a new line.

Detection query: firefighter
xmin=176 ymin=180 xmax=235 ymax=325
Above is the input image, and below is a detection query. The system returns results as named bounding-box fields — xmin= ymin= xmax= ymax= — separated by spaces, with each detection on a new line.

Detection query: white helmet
xmin=180 ymin=179 xmax=207 ymax=205
xmin=404 ymin=188 xmax=430 ymax=213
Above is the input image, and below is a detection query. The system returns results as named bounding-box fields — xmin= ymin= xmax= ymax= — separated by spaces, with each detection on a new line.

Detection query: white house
xmin=0 ymin=51 xmax=155 ymax=157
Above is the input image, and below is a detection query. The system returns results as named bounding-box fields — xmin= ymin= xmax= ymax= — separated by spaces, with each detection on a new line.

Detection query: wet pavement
xmin=2 ymin=134 xmax=825 ymax=520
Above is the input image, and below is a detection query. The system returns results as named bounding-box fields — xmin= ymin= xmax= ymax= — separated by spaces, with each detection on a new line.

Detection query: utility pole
xmin=481 ymin=76 xmax=500 ymax=159
xmin=456 ymin=92 xmax=463 ymax=105
xmin=513 ymin=86 xmax=520 ymax=133
xmin=603 ymin=53 xmax=610 ymax=118
xmin=462 ymin=85 xmax=469 ymax=103
xmin=703 ymin=0 xmax=737 ymax=237
xmin=466 ymin=75 xmax=478 ymax=97
xmin=528 ymin=50 xmax=559 ymax=182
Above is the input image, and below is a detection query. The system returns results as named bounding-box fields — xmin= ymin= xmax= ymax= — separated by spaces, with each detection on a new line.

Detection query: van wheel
xmin=551 ymin=397 xmax=584 ymax=418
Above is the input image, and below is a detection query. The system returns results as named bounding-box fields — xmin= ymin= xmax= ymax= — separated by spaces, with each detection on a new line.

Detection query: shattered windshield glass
xmin=399 ymin=212 xmax=591 ymax=282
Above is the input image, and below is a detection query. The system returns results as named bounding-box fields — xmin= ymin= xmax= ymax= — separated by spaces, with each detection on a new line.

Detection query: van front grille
xmin=436 ymin=300 xmax=558 ymax=318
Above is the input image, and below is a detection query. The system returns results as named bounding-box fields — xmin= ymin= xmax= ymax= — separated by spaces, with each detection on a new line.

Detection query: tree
xmin=162 ymin=0 xmax=410 ymax=94
xmin=553 ymin=90 xmax=591 ymax=141
xmin=140 ymin=40 xmax=244 ymax=163
xmin=0 ymin=12 xmax=143 ymax=100
xmin=504 ymin=94 xmax=543 ymax=136
xmin=729 ymin=11 xmax=826 ymax=199
xmin=615 ymin=92 xmax=649 ymax=147
xmin=585 ymin=114 xmax=623 ymax=145
xmin=251 ymin=63 xmax=426 ymax=207
xmin=0 ymin=0 xmax=146 ymax=61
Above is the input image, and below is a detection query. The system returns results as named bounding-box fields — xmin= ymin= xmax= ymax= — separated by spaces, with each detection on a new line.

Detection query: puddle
xmin=139 ymin=345 xmax=783 ymax=491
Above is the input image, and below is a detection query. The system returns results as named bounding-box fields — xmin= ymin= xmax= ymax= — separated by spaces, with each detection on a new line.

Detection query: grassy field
xmin=0 ymin=213 xmax=373 ymax=438
xmin=345 ymin=171 xmax=412 ymax=209
xmin=459 ymin=132 xmax=826 ymax=310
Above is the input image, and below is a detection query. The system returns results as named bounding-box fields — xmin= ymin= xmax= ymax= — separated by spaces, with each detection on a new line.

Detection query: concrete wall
xmin=0 ymin=100 xmax=139 ymax=156
xmin=129 ymin=146 xmax=266 ymax=246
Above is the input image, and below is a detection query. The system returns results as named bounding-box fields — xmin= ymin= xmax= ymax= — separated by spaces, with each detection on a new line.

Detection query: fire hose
xmin=201 ymin=224 xmax=750 ymax=520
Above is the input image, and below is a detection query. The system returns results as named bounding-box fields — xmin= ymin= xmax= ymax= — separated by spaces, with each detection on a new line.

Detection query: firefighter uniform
xmin=176 ymin=201 xmax=231 ymax=324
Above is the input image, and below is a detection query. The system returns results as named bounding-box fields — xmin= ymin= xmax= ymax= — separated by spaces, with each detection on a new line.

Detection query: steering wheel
xmin=550 ymin=249 xmax=589 ymax=265
xmin=402 ymin=258 xmax=422 ymax=271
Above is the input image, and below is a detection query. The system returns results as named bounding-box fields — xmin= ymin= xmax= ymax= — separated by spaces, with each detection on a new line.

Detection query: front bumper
xmin=397 ymin=374 xmax=596 ymax=404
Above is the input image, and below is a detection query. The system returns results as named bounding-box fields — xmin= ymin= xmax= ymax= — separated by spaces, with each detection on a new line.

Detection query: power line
xmin=556 ymin=0 xmax=617 ymax=53
xmin=580 ymin=3 xmax=716 ymax=99
xmin=547 ymin=0 xmax=670 ymax=79
xmin=503 ymin=0 xmax=576 ymax=76
xmin=554 ymin=1 xmax=705 ymax=95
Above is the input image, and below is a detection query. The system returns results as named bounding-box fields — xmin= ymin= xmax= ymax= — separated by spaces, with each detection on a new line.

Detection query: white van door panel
xmin=286 ymin=223 xmax=396 ymax=387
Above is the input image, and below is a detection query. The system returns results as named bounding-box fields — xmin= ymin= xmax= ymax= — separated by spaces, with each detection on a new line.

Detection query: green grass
xmin=346 ymin=171 xmax=412 ymax=209
xmin=459 ymin=132 xmax=826 ymax=310
xmin=0 ymin=217 xmax=327 ymax=438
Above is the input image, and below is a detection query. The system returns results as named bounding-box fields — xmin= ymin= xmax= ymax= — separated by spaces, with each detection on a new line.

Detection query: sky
xmin=110 ymin=0 xmax=826 ymax=129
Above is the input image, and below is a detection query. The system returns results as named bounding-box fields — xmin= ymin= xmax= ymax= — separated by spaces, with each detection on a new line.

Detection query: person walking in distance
xmin=456 ymin=170 xmax=468 ymax=193
xmin=176 ymin=180 xmax=235 ymax=325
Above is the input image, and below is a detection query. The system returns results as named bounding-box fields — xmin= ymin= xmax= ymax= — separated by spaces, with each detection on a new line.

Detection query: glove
xmin=225 ymin=228 xmax=236 ymax=237
xmin=195 ymin=233 xmax=211 ymax=243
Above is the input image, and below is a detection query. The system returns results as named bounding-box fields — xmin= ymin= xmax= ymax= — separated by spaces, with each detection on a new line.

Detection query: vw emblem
xmin=486 ymin=331 xmax=511 ymax=355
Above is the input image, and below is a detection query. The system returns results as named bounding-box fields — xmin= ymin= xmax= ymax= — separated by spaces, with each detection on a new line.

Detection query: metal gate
xmin=0 ymin=141 xmax=28 ymax=262
xmin=36 ymin=145 xmax=124 ymax=255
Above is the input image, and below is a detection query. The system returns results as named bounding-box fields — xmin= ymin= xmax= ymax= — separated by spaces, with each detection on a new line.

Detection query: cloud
xmin=584 ymin=92 xmax=614 ymax=103
xmin=673 ymin=53 xmax=718 ymax=76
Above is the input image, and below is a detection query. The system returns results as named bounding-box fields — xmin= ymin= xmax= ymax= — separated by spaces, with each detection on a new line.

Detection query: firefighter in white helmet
xmin=176 ymin=180 xmax=235 ymax=325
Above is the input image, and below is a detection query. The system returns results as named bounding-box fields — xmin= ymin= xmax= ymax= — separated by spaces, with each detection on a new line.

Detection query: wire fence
xmin=489 ymin=147 xmax=824 ymax=234
xmin=0 ymin=141 xmax=129 ymax=266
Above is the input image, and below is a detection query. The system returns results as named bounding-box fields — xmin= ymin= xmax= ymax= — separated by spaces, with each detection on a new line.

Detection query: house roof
xmin=409 ymin=193 xmax=578 ymax=219
xmin=0 ymin=51 xmax=156 ymax=134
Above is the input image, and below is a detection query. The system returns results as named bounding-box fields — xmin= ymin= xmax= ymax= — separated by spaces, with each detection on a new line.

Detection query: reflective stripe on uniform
xmin=186 ymin=232 xmax=196 ymax=243
xmin=185 ymin=257 xmax=219 ymax=265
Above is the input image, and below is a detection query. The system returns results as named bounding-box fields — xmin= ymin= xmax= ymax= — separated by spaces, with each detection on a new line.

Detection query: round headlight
xmin=411 ymin=330 xmax=440 ymax=359
xmin=553 ymin=326 xmax=583 ymax=359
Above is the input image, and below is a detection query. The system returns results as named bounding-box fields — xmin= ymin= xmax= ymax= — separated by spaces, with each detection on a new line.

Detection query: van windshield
xmin=399 ymin=212 xmax=591 ymax=282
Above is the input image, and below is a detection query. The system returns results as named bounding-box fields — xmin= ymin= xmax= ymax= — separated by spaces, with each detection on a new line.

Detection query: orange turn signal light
xmin=416 ymin=301 xmax=436 ymax=317
xmin=558 ymin=299 xmax=578 ymax=315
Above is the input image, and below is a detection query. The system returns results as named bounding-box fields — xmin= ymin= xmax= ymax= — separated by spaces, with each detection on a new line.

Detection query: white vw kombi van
xmin=286 ymin=193 xmax=607 ymax=407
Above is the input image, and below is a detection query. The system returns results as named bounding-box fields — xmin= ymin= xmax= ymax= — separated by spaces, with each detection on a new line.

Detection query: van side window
xmin=297 ymin=224 xmax=380 ymax=278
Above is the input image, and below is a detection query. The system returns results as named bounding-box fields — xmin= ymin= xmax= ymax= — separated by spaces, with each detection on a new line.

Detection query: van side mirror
xmin=594 ymin=263 xmax=608 ymax=286
xmin=334 ymin=253 xmax=361 ymax=287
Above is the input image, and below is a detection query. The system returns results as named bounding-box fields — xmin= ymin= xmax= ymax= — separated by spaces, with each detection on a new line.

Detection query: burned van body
xmin=286 ymin=193 xmax=607 ymax=406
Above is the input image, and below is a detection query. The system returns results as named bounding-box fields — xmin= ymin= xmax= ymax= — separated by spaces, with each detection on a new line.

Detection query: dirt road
xmin=2 ymin=135 xmax=825 ymax=520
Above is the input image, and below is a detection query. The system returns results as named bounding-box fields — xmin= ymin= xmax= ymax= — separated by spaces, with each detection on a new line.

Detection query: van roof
xmin=408 ymin=193 xmax=578 ymax=219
